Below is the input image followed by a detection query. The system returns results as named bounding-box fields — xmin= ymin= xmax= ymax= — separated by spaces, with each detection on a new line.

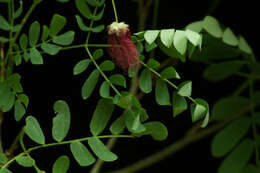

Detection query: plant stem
xmin=140 ymin=60 xmax=196 ymax=103
xmin=85 ymin=48 xmax=121 ymax=96
xmin=5 ymin=0 xmax=42 ymax=64
xmin=84 ymin=6 xmax=121 ymax=97
xmin=232 ymin=79 xmax=250 ymax=96
xmin=152 ymin=0 xmax=159 ymax=29
xmin=111 ymin=0 xmax=118 ymax=23
xmin=19 ymin=130 xmax=42 ymax=172
xmin=12 ymin=43 xmax=117 ymax=55
xmin=1 ymin=135 xmax=133 ymax=169
xmin=5 ymin=127 xmax=24 ymax=157
xmin=0 ymin=110 xmax=3 ymax=153
xmin=249 ymin=79 xmax=260 ymax=166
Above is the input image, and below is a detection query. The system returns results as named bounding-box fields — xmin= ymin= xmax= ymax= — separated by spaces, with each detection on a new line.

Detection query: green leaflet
xmin=49 ymin=14 xmax=66 ymax=37
xmin=52 ymin=100 xmax=71 ymax=142
xmin=29 ymin=21 xmax=40 ymax=47
xmin=81 ymin=69 xmax=100 ymax=99
xmin=41 ymin=43 xmax=62 ymax=55
xmin=19 ymin=34 xmax=28 ymax=50
xmin=218 ymin=139 xmax=254 ymax=173
xmin=203 ymin=60 xmax=245 ymax=82
xmin=177 ymin=80 xmax=192 ymax=97
xmin=90 ymin=99 xmax=115 ymax=136
xmin=0 ymin=15 xmax=11 ymax=30
xmin=144 ymin=30 xmax=160 ymax=44
xmin=125 ymin=109 xmax=146 ymax=134
xmin=52 ymin=155 xmax=70 ymax=173
xmin=99 ymin=81 xmax=110 ymax=98
xmin=93 ymin=49 xmax=103 ymax=60
xmin=53 ymin=31 xmax=75 ymax=46
xmin=0 ymin=82 xmax=15 ymax=112
xmin=14 ymin=100 xmax=26 ymax=121
xmin=88 ymin=137 xmax=117 ymax=162
xmin=155 ymin=79 xmax=171 ymax=106
xmin=212 ymin=96 xmax=250 ymax=120
xmin=41 ymin=25 xmax=49 ymax=41
xmin=109 ymin=74 xmax=126 ymax=88
xmin=0 ymin=168 xmax=12 ymax=173
xmin=134 ymin=121 xmax=168 ymax=141
xmin=25 ymin=116 xmax=45 ymax=144
xmin=203 ymin=16 xmax=223 ymax=38
xmin=147 ymin=58 xmax=160 ymax=69
xmin=100 ymin=60 xmax=115 ymax=71
xmin=75 ymin=0 xmax=92 ymax=19
xmin=160 ymin=66 xmax=180 ymax=79
xmin=15 ymin=155 xmax=34 ymax=167
xmin=211 ymin=116 xmax=251 ymax=157
xmin=173 ymin=30 xmax=187 ymax=55
xmin=139 ymin=68 xmax=152 ymax=93
xmin=172 ymin=91 xmax=187 ymax=117
xmin=30 ymin=47 xmax=43 ymax=65
xmin=238 ymin=36 xmax=253 ymax=54
xmin=73 ymin=59 xmax=91 ymax=75
xmin=160 ymin=29 xmax=175 ymax=48
xmin=110 ymin=113 xmax=126 ymax=135
xmin=222 ymin=27 xmax=238 ymax=46
xmin=70 ymin=141 xmax=95 ymax=166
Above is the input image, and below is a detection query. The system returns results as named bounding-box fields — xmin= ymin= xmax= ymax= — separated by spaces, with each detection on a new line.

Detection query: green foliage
xmin=52 ymin=100 xmax=71 ymax=142
xmin=139 ymin=68 xmax=152 ymax=93
xmin=29 ymin=21 xmax=40 ymax=47
xmin=172 ymin=91 xmax=187 ymax=117
xmin=134 ymin=121 xmax=168 ymax=141
xmin=81 ymin=69 xmax=100 ymax=99
xmin=15 ymin=155 xmax=34 ymax=167
xmin=190 ymin=98 xmax=209 ymax=127
xmin=25 ymin=116 xmax=45 ymax=144
xmin=90 ymin=99 xmax=115 ymax=136
xmin=41 ymin=43 xmax=62 ymax=55
xmin=0 ymin=81 xmax=15 ymax=112
xmin=211 ymin=116 xmax=251 ymax=157
xmin=109 ymin=74 xmax=126 ymax=88
xmin=100 ymin=60 xmax=115 ymax=71
xmin=177 ymin=80 xmax=192 ymax=97
xmin=30 ymin=47 xmax=43 ymax=64
xmin=88 ymin=137 xmax=117 ymax=161
xmin=70 ymin=141 xmax=95 ymax=166
xmin=203 ymin=60 xmax=246 ymax=82
xmin=217 ymin=139 xmax=254 ymax=173
xmin=155 ymin=79 xmax=171 ymax=106
xmin=160 ymin=66 xmax=180 ymax=79
xmin=73 ymin=59 xmax=91 ymax=75
xmin=99 ymin=81 xmax=110 ymax=98
xmin=52 ymin=155 xmax=70 ymax=173
xmin=160 ymin=29 xmax=175 ymax=48
xmin=14 ymin=100 xmax=26 ymax=121
xmin=125 ymin=109 xmax=146 ymax=133
xmin=49 ymin=14 xmax=66 ymax=37
xmin=0 ymin=168 xmax=12 ymax=173
xmin=212 ymin=96 xmax=250 ymax=120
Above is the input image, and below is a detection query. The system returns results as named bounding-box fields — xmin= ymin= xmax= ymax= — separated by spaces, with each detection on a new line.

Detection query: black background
xmin=1 ymin=0 xmax=259 ymax=172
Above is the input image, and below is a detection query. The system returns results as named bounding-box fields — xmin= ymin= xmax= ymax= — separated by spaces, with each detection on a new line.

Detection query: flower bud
xmin=107 ymin=22 xmax=140 ymax=72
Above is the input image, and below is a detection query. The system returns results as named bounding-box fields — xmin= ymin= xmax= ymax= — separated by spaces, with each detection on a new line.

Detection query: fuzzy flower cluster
xmin=107 ymin=22 xmax=140 ymax=72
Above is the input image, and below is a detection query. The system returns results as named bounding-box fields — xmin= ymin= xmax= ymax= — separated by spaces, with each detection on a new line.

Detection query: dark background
xmin=1 ymin=0 xmax=259 ymax=172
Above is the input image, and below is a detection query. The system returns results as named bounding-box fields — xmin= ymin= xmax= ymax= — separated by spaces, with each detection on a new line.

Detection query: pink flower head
xmin=107 ymin=22 xmax=140 ymax=72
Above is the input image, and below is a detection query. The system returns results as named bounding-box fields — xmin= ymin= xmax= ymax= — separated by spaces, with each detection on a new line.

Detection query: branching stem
xmin=111 ymin=0 xmax=118 ymax=23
